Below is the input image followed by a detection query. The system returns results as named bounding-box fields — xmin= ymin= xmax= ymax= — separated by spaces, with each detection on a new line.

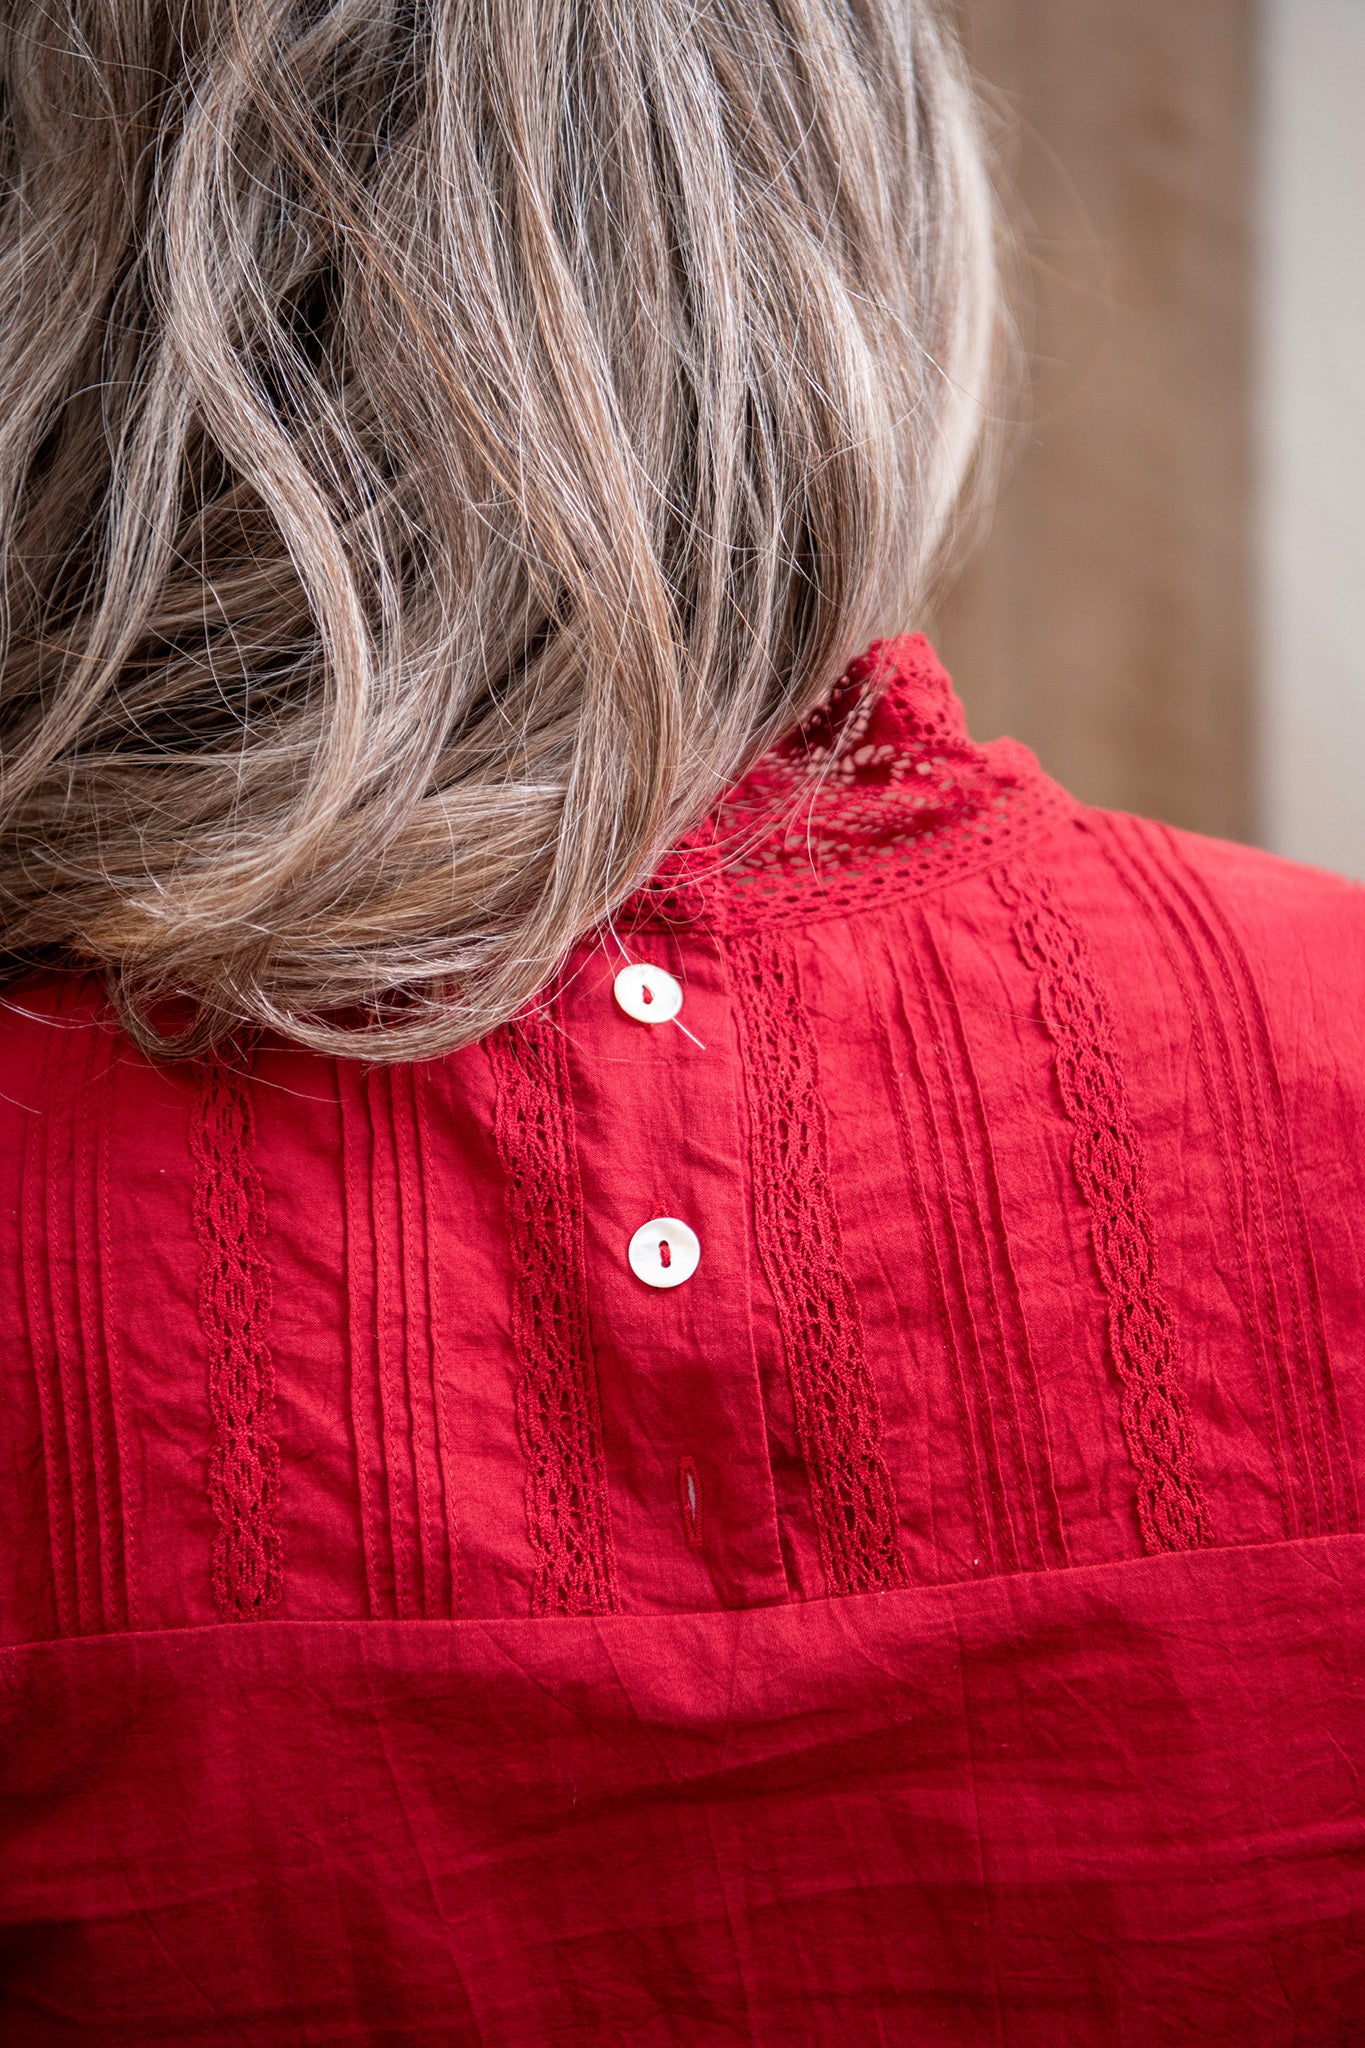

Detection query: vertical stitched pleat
xmin=338 ymin=1066 xmax=459 ymax=1618
xmin=730 ymin=932 xmax=906 ymax=1598
xmin=863 ymin=937 xmax=994 ymax=1572
xmin=21 ymin=1016 xmax=79 ymax=1635
xmin=13 ymin=998 xmax=135 ymax=1634
xmin=1160 ymin=829 xmax=1357 ymax=1532
xmin=189 ymin=1059 xmax=282 ymax=1621
xmin=45 ymin=1023 xmax=102 ymax=1633
xmin=94 ymin=1034 xmax=139 ymax=1628
xmin=996 ymin=863 xmax=1211 ymax=1554
xmin=858 ymin=922 xmax=996 ymax=1578
xmin=392 ymin=1065 xmax=454 ymax=1618
xmin=338 ymin=1065 xmax=394 ymax=1617
xmin=76 ymin=1030 xmax=131 ymax=1632
xmin=1093 ymin=817 xmax=1304 ymax=1536
xmin=877 ymin=909 xmax=1069 ymax=1575
xmin=366 ymin=1069 xmax=424 ymax=1619
xmin=487 ymin=1013 xmax=618 ymax=1618
xmin=1098 ymin=815 xmax=1358 ymax=1537
xmin=917 ymin=914 xmax=1069 ymax=1571
xmin=413 ymin=1071 xmax=464 ymax=1616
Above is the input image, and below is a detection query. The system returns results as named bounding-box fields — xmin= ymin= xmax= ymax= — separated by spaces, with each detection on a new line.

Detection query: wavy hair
xmin=0 ymin=0 xmax=997 ymax=1056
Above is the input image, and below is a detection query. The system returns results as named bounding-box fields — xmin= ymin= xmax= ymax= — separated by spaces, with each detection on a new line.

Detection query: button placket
xmin=561 ymin=936 xmax=788 ymax=1611
xmin=615 ymin=957 xmax=703 ymax=1287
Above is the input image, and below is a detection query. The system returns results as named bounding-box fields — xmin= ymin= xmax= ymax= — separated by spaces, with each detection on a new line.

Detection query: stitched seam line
xmin=94 ymin=1033 xmax=138 ymax=1627
xmin=338 ymin=1063 xmax=393 ymax=1618
xmin=393 ymin=1064 xmax=454 ymax=1617
xmin=47 ymin=1023 xmax=101 ymax=1633
xmin=189 ymin=1060 xmax=282 ymax=1622
xmin=732 ymin=932 xmax=906 ymax=1596
xmin=75 ymin=1029 xmax=128 ymax=1632
xmin=996 ymin=864 xmax=1211 ymax=1554
xmin=387 ymin=1064 xmax=443 ymax=1615
xmin=21 ymin=1018 xmax=78 ymax=1636
xmin=369 ymin=1071 xmax=424 ymax=1617
xmin=488 ymin=1016 xmax=619 ymax=1617
xmin=413 ymin=1070 xmax=465 ymax=1617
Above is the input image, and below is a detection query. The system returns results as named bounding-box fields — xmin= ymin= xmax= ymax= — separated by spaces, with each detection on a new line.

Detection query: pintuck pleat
xmin=868 ymin=904 xmax=1070 ymax=1578
xmin=20 ymin=1001 xmax=134 ymax=1636
xmin=1093 ymin=811 xmax=1359 ymax=1539
xmin=336 ymin=1063 xmax=460 ymax=1620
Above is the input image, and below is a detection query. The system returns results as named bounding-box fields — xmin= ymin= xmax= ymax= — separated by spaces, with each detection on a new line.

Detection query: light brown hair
xmin=0 ymin=0 xmax=996 ymax=1057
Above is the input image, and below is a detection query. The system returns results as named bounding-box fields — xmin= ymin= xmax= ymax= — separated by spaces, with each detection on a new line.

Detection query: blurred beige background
xmin=935 ymin=0 xmax=1365 ymax=880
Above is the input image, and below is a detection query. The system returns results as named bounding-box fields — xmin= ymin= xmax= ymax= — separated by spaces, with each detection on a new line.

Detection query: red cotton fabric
xmin=0 ymin=635 xmax=1361 ymax=2045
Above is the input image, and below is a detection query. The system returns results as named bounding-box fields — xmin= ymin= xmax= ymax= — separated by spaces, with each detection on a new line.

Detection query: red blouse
xmin=0 ymin=636 xmax=1361 ymax=2043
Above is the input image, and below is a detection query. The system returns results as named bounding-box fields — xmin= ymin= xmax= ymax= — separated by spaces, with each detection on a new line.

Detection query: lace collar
xmin=625 ymin=634 xmax=1076 ymax=931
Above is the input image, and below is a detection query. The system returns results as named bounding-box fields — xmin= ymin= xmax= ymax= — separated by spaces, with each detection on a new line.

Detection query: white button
xmin=628 ymin=1216 xmax=701 ymax=1289
xmin=613 ymin=962 xmax=683 ymax=1024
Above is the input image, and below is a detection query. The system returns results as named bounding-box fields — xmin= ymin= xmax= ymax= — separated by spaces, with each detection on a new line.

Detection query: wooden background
xmin=933 ymin=0 xmax=1256 ymax=841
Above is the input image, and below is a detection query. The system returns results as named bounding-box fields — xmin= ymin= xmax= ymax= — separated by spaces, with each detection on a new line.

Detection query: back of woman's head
xmin=0 ymin=0 xmax=996 ymax=1057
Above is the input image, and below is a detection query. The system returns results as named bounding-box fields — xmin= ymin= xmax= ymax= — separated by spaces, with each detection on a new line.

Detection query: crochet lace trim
xmin=624 ymin=635 xmax=1075 ymax=935
xmin=488 ymin=1013 xmax=620 ymax=1616
xmin=996 ymin=865 xmax=1212 ymax=1553
xmin=732 ymin=932 xmax=907 ymax=1596
xmin=189 ymin=1059 xmax=283 ymax=1621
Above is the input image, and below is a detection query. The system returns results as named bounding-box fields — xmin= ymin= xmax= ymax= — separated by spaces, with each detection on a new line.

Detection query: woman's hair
xmin=0 ymin=0 xmax=997 ymax=1057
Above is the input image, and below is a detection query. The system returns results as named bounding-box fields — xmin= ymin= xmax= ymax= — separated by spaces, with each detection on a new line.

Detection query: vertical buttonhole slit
xmin=641 ymin=983 xmax=654 ymax=1004
xmin=679 ymin=1457 xmax=703 ymax=1548
xmin=658 ymin=1238 xmax=671 ymax=1269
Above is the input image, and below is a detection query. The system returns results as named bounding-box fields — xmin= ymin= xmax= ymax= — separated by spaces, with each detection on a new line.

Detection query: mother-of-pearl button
xmin=628 ymin=1216 xmax=701 ymax=1289
xmin=613 ymin=961 xmax=683 ymax=1024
